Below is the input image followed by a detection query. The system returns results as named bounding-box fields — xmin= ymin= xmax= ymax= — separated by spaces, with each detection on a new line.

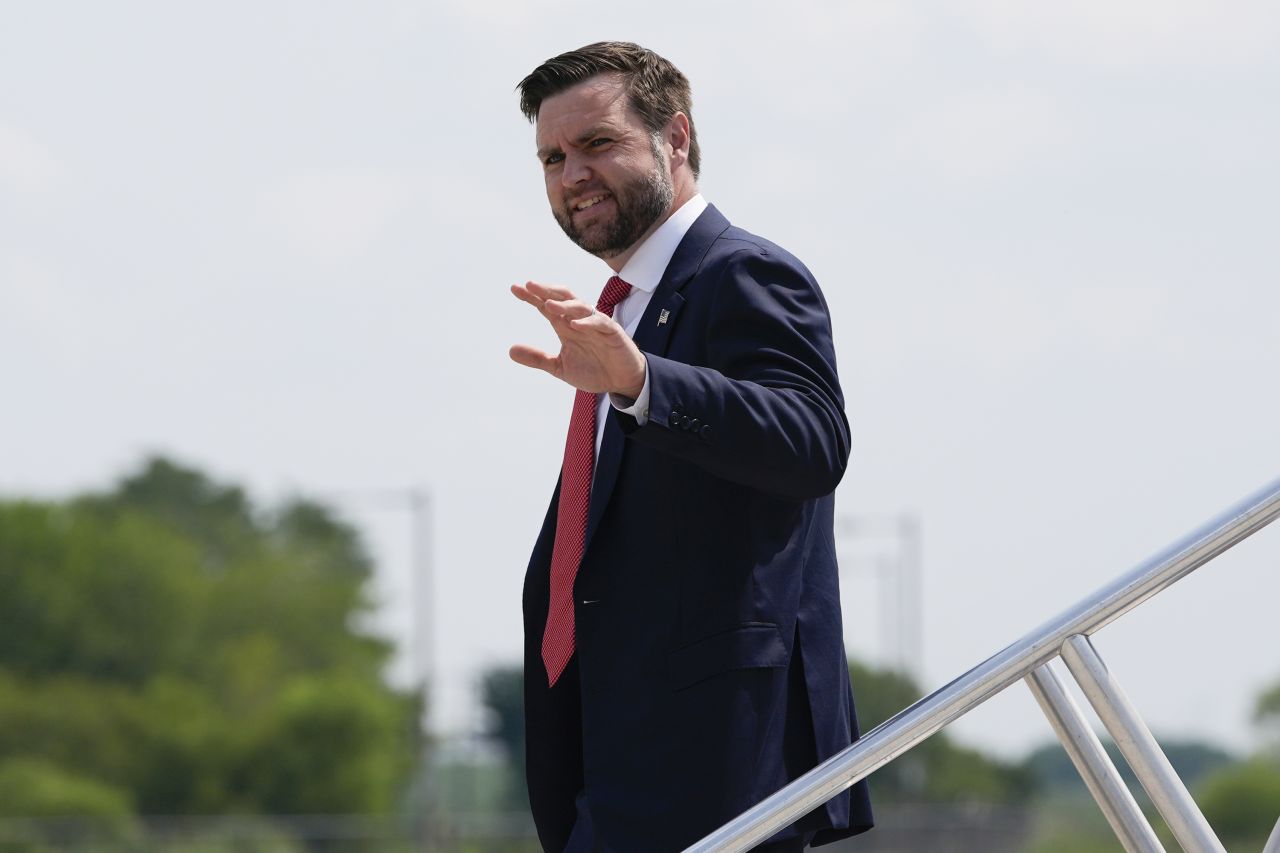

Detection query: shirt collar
xmin=616 ymin=194 xmax=708 ymax=293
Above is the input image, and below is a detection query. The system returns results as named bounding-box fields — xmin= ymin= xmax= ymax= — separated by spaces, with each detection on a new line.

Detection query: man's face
xmin=535 ymin=75 xmax=674 ymax=259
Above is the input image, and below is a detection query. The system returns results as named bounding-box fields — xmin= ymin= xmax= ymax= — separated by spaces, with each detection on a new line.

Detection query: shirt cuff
xmin=609 ymin=357 xmax=650 ymax=425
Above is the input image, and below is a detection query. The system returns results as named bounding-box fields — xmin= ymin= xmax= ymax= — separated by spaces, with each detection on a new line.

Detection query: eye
xmin=543 ymin=152 xmax=564 ymax=167
xmin=588 ymin=137 xmax=612 ymax=148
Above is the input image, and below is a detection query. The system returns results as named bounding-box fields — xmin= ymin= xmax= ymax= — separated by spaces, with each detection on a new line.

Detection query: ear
xmin=665 ymin=112 xmax=691 ymax=173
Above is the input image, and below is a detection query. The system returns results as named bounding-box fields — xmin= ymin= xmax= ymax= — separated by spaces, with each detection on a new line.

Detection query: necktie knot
xmin=597 ymin=276 xmax=632 ymax=317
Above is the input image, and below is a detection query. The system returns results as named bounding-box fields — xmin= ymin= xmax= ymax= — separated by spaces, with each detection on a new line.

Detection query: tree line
xmin=0 ymin=458 xmax=421 ymax=843
xmin=2 ymin=457 xmax=1277 ymax=850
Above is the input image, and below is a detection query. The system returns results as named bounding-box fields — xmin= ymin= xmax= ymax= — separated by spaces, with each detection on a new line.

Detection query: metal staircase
xmin=687 ymin=479 xmax=1280 ymax=852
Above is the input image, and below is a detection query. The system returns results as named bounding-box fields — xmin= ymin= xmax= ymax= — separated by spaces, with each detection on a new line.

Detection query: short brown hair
xmin=518 ymin=41 xmax=701 ymax=178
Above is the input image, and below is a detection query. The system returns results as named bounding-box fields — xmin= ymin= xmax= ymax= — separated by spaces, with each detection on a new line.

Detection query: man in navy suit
xmin=510 ymin=42 xmax=873 ymax=852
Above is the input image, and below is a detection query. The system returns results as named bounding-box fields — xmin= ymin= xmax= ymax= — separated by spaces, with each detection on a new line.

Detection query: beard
xmin=553 ymin=149 xmax=674 ymax=258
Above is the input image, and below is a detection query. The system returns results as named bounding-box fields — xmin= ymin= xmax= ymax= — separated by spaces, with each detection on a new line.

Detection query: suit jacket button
xmin=699 ymin=424 xmax=713 ymax=439
xmin=690 ymin=418 xmax=701 ymax=430
xmin=680 ymin=415 xmax=692 ymax=429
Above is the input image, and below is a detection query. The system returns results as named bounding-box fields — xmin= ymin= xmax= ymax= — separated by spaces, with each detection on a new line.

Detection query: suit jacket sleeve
xmin=617 ymin=245 xmax=849 ymax=501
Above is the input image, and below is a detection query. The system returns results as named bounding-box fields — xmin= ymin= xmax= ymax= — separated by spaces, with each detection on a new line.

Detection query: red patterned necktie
xmin=542 ymin=275 xmax=633 ymax=686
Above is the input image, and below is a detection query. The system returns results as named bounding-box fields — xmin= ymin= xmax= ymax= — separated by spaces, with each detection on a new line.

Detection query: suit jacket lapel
xmin=582 ymin=205 xmax=732 ymax=554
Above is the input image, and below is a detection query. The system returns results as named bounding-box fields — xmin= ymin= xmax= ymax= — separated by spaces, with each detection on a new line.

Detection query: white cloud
xmin=253 ymin=169 xmax=417 ymax=264
xmin=0 ymin=126 xmax=69 ymax=194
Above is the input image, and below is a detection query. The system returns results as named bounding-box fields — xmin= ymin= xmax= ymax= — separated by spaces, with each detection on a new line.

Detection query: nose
xmin=561 ymin=151 xmax=590 ymax=188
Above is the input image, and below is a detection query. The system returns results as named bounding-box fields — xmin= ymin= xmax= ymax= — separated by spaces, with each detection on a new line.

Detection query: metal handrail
xmin=687 ymin=478 xmax=1280 ymax=852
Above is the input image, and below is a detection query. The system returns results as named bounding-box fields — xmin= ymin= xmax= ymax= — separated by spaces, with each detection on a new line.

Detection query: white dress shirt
xmin=595 ymin=193 xmax=708 ymax=454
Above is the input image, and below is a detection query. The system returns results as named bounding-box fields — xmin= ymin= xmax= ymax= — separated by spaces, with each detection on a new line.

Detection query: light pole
xmin=322 ymin=486 xmax=434 ymax=730
xmin=408 ymin=487 xmax=434 ymax=728
xmin=836 ymin=512 xmax=923 ymax=682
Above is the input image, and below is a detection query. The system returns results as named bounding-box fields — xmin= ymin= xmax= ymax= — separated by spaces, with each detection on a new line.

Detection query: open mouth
xmin=572 ymin=193 xmax=611 ymax=214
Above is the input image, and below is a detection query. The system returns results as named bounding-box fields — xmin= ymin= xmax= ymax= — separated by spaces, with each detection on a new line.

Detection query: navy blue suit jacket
xmin=523 ymin=205 xmax=874 ymax=851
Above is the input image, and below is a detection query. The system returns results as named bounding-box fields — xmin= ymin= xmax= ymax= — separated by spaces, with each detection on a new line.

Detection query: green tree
xmin=91 ymin=456 xmax=258 ymax=569
xmin=480 ymin=665 xmax=528 ymax=809
xmin=1195 ymin=674 xmax=1280 ymax=843
xmin=1198 ymin=759 xmax=1280 ymax=843
xmin=0 ymin=500 xmax=206 ymax=684
xmin=847 ymin=659 xmax=920 ymax=732
xmin=849 ymin=660 xmax=1035 ymax=804
xmin=0 ymin=757 xmax=135 ymax=819
xmin=1022 ymin=738 xmax=1235 ymax=795
xmin=231 ymin=675 xmax=411 ymax=814
xmin=1256 ymin=679 xmax=1280 ymax=754
xmin=0 ymin=455 xmax=421 ymax=823
xmin=0 ymin=758 xmax=140 ymax=850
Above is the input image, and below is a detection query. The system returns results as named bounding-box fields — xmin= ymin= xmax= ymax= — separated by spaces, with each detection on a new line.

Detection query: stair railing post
xmin=1060 ymin=635 xmax=1225 ymax=853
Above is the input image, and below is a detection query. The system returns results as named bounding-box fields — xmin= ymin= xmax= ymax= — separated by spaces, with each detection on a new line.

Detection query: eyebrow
xmin=536 ymin=124 xmax=618 ymax=161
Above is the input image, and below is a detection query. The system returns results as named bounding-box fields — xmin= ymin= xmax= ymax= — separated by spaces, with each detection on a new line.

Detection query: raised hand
xmin=509 ymin=281 xmax=646 ymax=399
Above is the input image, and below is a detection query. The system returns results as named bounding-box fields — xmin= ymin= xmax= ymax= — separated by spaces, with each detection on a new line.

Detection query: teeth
xmin=575 ymin=194 xmax=607 ymax=211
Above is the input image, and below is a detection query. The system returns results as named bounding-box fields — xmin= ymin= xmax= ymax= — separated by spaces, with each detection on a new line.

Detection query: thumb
xmin=509 ymin=345 xmax=558 ymax=376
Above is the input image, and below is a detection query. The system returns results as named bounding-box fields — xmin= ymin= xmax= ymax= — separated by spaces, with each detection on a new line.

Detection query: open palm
xmin=510 ymin=281 xmax=647 ymax=398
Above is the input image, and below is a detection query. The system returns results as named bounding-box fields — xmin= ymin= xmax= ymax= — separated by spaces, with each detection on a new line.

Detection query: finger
xmin=525 ymin=281 xmax=576 ymax=301
xmin=513 ymin=285 xmax=575 ymax=333
xmin=568 ymin=310 xmax=619 ymax=334
xmin=511 ymin=284 xmax=546 ymax=308
xmin=544 ymin=298 xmax=595 ymax=321
xmin=509 ymin=344 xmax=558 ymax=374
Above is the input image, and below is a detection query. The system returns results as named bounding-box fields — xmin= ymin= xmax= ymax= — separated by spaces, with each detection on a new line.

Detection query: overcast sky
xmin=3 ymin=1 xmax=1279 ymax=761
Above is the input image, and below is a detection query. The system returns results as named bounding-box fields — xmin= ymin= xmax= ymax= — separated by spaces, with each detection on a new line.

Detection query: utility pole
xmin=408 ymin=488 xmax=434 ymax=729
xmin=323 ymin=486 xmax=434 ymax=729
xmin=836 ymin=512 xmax=923 ymax=682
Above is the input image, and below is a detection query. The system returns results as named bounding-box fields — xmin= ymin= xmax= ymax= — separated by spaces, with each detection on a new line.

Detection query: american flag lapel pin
xmin=657 ymin=309 xmax=670 ymax=326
